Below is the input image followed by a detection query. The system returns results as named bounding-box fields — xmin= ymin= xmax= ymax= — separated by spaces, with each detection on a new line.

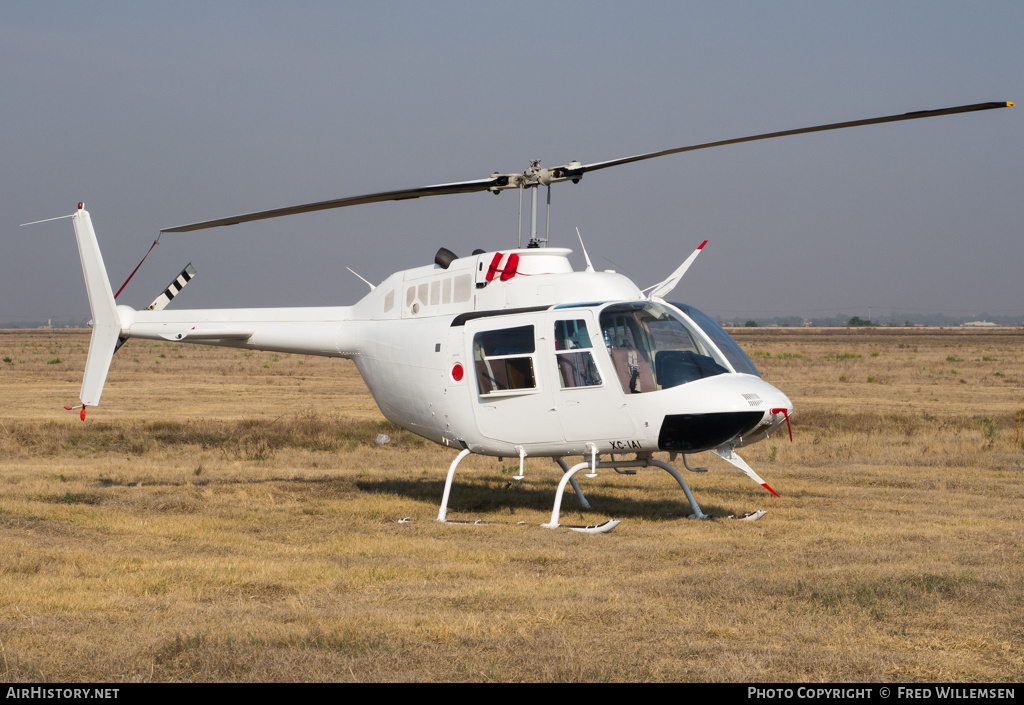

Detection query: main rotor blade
xmin=161 ymin=101 xmax=1011 ymax=233
xmin=559 ymin=101 xmax=1014 ymax=179
xmin=160 ymin=176 xmax=506 ymax=233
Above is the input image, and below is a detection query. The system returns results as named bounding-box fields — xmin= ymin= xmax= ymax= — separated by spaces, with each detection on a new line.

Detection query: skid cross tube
xmin=554 ymin=457 xmax=591 ymax=510
xmin=542 ymin=457 xmax=709 ymax=529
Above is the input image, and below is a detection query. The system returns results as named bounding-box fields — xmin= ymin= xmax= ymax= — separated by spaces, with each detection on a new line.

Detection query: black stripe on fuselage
xmin=449 ymin=305 xmax=551 ymax=327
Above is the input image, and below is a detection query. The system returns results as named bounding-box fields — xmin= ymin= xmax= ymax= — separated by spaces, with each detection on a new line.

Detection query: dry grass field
xmin=0 ymin=327 xmax=1022 ymax=682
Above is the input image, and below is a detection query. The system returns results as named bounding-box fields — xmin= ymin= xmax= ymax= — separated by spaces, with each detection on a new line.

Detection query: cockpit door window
xmin=554 ymin=319 xmax=602 ymax=388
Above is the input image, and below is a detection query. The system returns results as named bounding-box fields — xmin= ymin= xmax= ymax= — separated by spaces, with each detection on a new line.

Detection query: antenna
xmin=346 ymin=267 xmax=375 ymax=291
xmin=576 ymin=227 xmax=595 ymax=272
xmin=20 ymin=208 xmax=80 ymax=227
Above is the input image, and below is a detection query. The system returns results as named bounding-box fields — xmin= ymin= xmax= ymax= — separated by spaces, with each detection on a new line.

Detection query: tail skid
xmin=72 ymin=207 xmax=121 ymax=408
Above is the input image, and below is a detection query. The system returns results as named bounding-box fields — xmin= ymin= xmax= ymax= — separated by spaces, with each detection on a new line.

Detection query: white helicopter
xmin=49 ymin=101 xmax=1011 ymax=532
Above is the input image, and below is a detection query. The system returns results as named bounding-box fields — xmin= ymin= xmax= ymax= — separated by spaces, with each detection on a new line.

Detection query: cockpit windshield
xmin=599 ymin=301 xmax=732 ymax=393
xmin=671 ymin=303 xmax=761 ymax=378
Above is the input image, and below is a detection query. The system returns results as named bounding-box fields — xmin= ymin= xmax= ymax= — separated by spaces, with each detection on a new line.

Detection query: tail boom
xmin=68 ymin=207 xmax=359 ymax=411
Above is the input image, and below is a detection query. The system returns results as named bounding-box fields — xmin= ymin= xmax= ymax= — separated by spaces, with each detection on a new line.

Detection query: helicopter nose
xmin=657 ymin=410 xmax=764 ymax=452
xmin=655 ymin=377 xmax=793 ymax=453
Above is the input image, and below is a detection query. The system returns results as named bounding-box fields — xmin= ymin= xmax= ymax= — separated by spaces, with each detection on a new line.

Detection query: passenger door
xmin=466 ymin=317 xmax=563 ymax=445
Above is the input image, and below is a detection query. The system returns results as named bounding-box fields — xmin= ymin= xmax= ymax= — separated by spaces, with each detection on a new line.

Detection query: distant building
xmin=961 ymin=320 xmax=998 ymax=327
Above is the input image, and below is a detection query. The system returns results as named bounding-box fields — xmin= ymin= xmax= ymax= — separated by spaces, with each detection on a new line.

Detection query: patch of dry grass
xmin=0 ymin=328 xmax=1022 ymax=682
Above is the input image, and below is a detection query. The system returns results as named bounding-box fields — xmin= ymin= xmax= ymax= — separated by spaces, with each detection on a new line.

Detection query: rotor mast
xmin=497 ymin=158 xmax=583 ymax=248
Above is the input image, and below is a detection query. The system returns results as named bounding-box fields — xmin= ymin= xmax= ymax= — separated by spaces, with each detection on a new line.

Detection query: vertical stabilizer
xmin=72 ymin=207 xmax=121 ymax=407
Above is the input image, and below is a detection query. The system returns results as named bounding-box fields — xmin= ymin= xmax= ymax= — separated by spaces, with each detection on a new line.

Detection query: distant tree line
xmin=714 ymin=312 xmax=1024 ymax=328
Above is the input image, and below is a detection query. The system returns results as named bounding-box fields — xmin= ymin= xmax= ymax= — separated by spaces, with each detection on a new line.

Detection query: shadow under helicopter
xmin=356 ymin=477 xmax=745 ymax=522
xmin=81 ymin=471 xmax=782 ymax=521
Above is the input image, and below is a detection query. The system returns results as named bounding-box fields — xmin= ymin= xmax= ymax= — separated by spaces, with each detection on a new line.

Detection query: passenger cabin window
xmin=554 ymin=319 xmax=602 ymax=388
xmin=600 ymin=302 xmax=730 ymax=393
xmin=473 ymin=325 xmax=537 ymax=395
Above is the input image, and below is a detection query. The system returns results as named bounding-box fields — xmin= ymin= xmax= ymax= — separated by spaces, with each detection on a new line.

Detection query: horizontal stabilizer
xmin=147 ymin=325 xmax=254 ymax=341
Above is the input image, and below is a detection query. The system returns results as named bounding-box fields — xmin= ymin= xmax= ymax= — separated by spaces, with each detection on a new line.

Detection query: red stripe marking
xmin=485 ymin=253 xmax=503 ymax=282
xmin=500 ymin=253 xmax=519 ymax=281
xmin=698 ymin=240 xmax=708 ymax=250
xmin=761 ymin=482 xmax=780 ymax=498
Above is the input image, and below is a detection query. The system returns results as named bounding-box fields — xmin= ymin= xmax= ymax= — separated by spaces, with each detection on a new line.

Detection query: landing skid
xmin=438 ymin=518 xmax=620 ymax=533
xmin=437 ymin=449 xmax=594 ymax=523
xmin=566 ymin=520 xmax=620 ymax=534
xmin=436 ymin=451 xmax=734 ymax=531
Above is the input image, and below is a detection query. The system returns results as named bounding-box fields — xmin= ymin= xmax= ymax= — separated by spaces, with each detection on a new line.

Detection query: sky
xmin=3 ymin=1 xmax=1022 ymax=324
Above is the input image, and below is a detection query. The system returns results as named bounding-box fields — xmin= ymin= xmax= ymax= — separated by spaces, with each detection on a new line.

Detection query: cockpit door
xmin=548 ymin=311 xmax=636 ymax=443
